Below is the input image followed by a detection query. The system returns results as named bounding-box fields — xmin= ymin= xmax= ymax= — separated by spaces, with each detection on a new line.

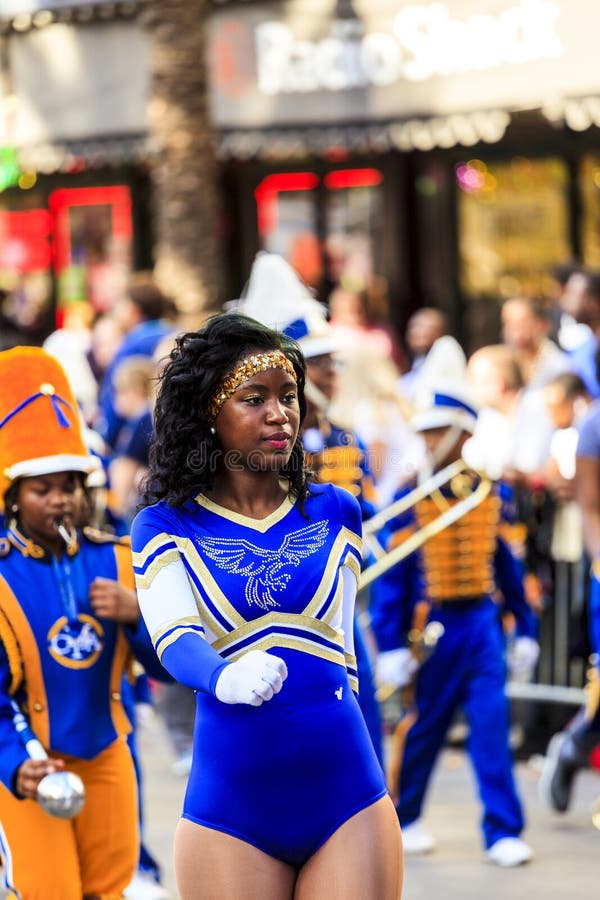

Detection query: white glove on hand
xmin=376 ymin=647 xmax=419 ymax=690
xmin=215 ymin=650 xmax=288 ymax=706
xmin=508 ymin=636 xmax=540 ymax=681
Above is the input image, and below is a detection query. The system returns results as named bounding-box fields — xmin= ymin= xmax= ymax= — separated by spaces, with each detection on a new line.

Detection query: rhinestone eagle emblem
xmin=198 ymin=519 xmax=330 ymax=610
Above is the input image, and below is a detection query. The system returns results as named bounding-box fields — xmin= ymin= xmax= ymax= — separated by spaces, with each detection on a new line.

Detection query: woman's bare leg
xmin=174 ymin=817 xmax=297 ymax=900
xmin=294 ymin=796 xmax=403 ymax=900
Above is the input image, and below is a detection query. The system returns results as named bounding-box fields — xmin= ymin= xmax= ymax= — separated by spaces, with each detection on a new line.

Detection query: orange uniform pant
xmin=0 ymin=736 xmax=138 ymax=900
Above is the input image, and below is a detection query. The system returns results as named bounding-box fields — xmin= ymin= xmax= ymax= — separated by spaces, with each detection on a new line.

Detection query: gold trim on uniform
xmin=83 ymin=526 xmax=130 ymax=545
xmin=212 ymin=611 xmax=343 ymax=654
xmin=416 ymin=494 xmax=500 ymax=600
xmin=194 ymin=492 xmax=296 ymax=533
xmin=134 ymin=549 xmax=183 ymax=591
xmin=584 ymin=659 xmax=600 ymax=722
xmin=226 ymin=634 xmax=346 ymax=667
xmin=155 ymin=625 xmax=205 ymax=660
xmin=347 ymin=675 xmax=359 ymax=692
xmin=131 ymin=532 xmax=177 ymax=570
xmin=175 ymin=537 xmax=247 ymax=630
xmin=0 ymin=604 xmax=23 ymax=694
xmin=151 ymin=615 xmax=204 ymax=649
xmin=304 ymin=528 xmax=362 ymax=617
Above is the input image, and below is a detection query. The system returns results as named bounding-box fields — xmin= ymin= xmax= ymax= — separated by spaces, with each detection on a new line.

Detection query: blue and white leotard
xmin=131 ymin=482 xmax=386 ymax=866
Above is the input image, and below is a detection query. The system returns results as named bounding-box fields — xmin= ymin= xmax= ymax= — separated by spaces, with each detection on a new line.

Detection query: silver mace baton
xmin=11 ymin=700 xmax=85 ymax=818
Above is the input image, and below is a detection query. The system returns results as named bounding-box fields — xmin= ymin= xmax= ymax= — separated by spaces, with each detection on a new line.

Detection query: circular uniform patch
xmin=47 ymin=614 xmax=105 ymax=669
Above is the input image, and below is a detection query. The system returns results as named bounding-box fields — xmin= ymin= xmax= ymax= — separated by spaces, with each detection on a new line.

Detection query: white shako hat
xmin=234 ymin=252 xmax=338 ymax=359
xmin=411 ymin=382 xmax=478 ymax=435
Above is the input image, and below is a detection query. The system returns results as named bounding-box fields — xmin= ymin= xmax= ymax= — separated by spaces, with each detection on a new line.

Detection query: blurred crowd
xmin=2 ymin=262 xmax=599 ymax=761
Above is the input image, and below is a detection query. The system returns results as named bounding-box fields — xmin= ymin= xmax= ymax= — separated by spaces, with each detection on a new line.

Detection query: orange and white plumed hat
xmin=0 ymin=346 xmax=99 ymax=503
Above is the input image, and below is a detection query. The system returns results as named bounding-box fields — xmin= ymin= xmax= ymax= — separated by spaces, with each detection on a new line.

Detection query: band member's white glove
xmin=376 ymin=648 xmax=419 ymax=690
xmin=215 ymin=650 xmax=288 ymax=706
xmin=508 ymin=636 xmax=540 ymax=681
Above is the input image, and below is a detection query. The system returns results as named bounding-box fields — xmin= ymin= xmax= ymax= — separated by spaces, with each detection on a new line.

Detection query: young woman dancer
xmin=131 ymin=314 xmax=403 ymax=899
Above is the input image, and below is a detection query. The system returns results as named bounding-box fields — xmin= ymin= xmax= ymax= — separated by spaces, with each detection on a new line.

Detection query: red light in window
xmin=49 ymin=186 xmax=132 ymax=272
xmin=324 ymin=169 xmax=383 ymax=190
xmin=255 ymin=172 xmax=320 ymax=236
xmin=0 ymin=209 xmax=52 ymax=271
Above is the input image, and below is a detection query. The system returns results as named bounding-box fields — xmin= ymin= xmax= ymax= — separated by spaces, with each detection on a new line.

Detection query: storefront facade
xmin=208 ymin=0 xmax=600 ymax=348
xmin=0 ymin=1 xmax=151 ymax=339
xmin=2 ymin=0 xmax=600 ymax=348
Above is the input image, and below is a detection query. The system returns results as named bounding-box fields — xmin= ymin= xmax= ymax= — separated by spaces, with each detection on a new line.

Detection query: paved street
xmin=137 ymin=712 xmax=599 ymax=900
xmin=3 ymin=712 xmax=596 ymax=898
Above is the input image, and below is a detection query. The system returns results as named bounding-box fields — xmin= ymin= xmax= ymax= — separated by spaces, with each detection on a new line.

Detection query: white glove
xmin=376 ymin=648 xmax=419 ymax=690
xmin=508 ymin=636 xmax=540 ymax=681
xmin=215 ymin=650 xmax=288 ymax=706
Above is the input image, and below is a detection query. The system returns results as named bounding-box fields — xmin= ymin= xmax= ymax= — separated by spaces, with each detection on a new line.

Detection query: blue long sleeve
xmin=494 ymin=536 xmax=537 ymax=638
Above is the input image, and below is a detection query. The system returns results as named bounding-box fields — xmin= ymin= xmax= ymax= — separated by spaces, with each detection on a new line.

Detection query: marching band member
xmin=370 ymin=384 xmax=538 ymax=867
xmin=131 ymin=314 xmax=403 ymax=899
xmin=0 ymin=347 xmax=165 ymax=900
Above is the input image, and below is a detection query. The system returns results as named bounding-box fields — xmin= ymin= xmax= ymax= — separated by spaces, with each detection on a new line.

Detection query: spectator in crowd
xmin=0 ymin=288 xmax=25 ymax=350
xmin=501 ymin=296 xmax=568 ymax=388
xmin=539 ymin=393 xmax=600 ymax=813
xmin=96 ymin=274 xmax=177 ymax=449
xmin=465 ymin=345 xmax=529 ymax=478
xmin=88 ymin=312 xmax=125 ymax=388
xmin=559 ymin=268 xmax=600 ymax=398
xmin=109 ymin=356 xmax=156 ymax=523
xmin=43 ymin=303 xmax=99 ymax=425
xmin=328 ymin=279 xmax=405 ymax=371
xmin=552 ymin=262 xmax=592 ymax=352
xmin=542 ymin=372 xmax=591 ymax=563
xmin=399 ymin=308 xmax=466 ymax=402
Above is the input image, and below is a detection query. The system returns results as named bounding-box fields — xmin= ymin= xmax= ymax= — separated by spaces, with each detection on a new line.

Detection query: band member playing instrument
xmin=370 ymin=384 xmax=538 ymax=867
xmin=0 ymin=347 xmax=165 ymax=900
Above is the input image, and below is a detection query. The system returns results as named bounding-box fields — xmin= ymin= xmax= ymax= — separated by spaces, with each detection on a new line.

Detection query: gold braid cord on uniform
xmin=584 ymin=660 xmax=600 ymax=723
xmin=0 ymin=605 xmax=23 ymax=695
xmin=415 ymin=494 xmax=501 ymax=600
xmin=207 ymin=351 xmax=297 ymax=423
xmin=306 ymin=446 xmax=364 ymax=498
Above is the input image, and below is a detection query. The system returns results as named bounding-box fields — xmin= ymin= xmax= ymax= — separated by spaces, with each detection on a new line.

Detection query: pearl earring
xmin=11 ymin=504 xmax=18 ymax=513
xmin=210 ymin=426 xmax=216 ymax=435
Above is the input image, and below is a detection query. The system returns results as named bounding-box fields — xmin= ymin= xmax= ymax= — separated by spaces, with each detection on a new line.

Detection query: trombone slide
xmin=360 ymin=473 xmax=493 ymax=590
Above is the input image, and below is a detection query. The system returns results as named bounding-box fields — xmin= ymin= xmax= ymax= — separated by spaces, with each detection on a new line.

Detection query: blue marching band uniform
xmin=370 ymin=474 xmax=536 ymax=844
xmin=131 ymin=482 xmax=386 ymax=866
xmin=0 ymin=524 xmax=162 ymax=790
xmin=368 ymin=386 xmax=537 ymax=864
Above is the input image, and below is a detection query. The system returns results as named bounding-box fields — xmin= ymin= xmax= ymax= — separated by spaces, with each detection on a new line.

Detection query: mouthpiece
xmin=54 ymin=518 xmax=72 ymax=546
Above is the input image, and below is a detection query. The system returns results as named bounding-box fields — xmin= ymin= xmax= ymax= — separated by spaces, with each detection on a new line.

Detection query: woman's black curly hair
xmin=143 ymin=313 xmax=310 ymax=508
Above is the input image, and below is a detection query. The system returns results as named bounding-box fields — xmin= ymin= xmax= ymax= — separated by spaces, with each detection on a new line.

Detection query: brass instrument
xmin=383 ymin=602 xmax=445 ymax=803
xmin=359 ymin=460 xmax=493 ymax=590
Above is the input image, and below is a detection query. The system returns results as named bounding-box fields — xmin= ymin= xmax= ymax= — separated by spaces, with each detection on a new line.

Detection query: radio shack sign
xmin=208 ymin=0 xmax=600 ymax=129
xmin=256 ymin=1 xmax=562 ymax=94
xmin=0 ymin=0 xmax=117 ymax=15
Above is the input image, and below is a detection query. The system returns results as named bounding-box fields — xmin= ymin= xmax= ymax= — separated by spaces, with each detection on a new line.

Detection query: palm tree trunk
xmin=142 ymin=0 xmax=224 ymax=327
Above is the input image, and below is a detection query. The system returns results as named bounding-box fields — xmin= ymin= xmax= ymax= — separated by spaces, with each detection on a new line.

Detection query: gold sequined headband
xmin=207 ymin=350 xmax=298 ymax=423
